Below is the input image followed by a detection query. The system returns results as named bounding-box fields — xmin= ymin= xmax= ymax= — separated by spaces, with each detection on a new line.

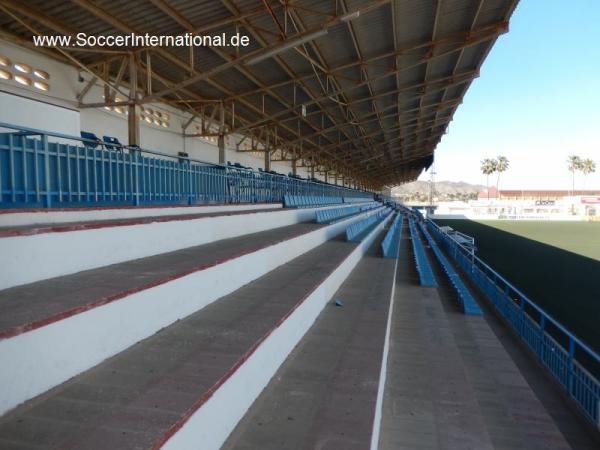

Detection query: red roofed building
xmin=478 ymin=186 xmax=498 ymax=200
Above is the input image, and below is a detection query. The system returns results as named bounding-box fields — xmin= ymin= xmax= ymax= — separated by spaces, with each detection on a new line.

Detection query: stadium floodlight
xmin=245 ymin=29 xmax=328 ymax=66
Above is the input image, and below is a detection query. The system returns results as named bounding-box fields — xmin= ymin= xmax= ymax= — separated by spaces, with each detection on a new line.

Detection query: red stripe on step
xmin=0 ymin=208 xmax=285 ymax=238
xmin=150 ymin=244 xmax=354 ymax=450
xmin=151 ymin=214 xmax=389 ymax=450
xmin=0 ymin=202 xmax=278 ymax=215
xmin=0 ymin=226 xmax=322 ymax=341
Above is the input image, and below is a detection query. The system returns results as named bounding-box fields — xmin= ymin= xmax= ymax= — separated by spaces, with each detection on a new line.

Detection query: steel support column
xmin=127 ymin=53 xmax=140 ymax=147
xmin=218 ymin=134 xmax=226 ymax=164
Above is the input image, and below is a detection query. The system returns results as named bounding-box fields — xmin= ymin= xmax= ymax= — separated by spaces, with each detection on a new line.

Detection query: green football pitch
xmin=433 ymin=219 xmax=600 ymax=353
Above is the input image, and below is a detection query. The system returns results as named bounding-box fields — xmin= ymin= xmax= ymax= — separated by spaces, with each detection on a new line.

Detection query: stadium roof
xmin=0 ymin=0 xmax=518 ymax=189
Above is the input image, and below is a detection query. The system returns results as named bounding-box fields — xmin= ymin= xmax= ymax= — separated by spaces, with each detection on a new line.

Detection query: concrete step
xmin=0 ymin=214 xmax=390 ymax=450
xmin=0 ymin=204 xmax=355 ymax=290
xmin=0 ymin=208 xmax=385 ymax=416
xmin=221 ymin=233 xmax=398 ymax=450
xmin=0 ymin=203 xmax=282 ymax=228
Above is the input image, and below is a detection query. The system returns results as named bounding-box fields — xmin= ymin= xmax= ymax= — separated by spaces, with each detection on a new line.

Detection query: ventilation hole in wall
xmin=14 ymin=62 xmax=32 ymax=74
xmin=33 ymin=80 xmax=49 ymax=91
xmin=33 ymin=69 xmax=50 ymax=80
xmin=14 ymin=74 xmax=32 ymax=86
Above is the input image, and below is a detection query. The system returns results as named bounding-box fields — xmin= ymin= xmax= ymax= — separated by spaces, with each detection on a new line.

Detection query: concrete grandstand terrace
xmin=0 ymin=203 xmax=385 ymax=413
xmin=1 ymin=207 xmax=594 ymax=450
xmin=2 ymin=0 xmax=599 ymax=449
xmin=0 ymin=205 xmax=283 ymax=237
xmin=0 ymin=205 xmax=392 ymax=449
xmin=0 ymin=203 xmax=282 ymax=229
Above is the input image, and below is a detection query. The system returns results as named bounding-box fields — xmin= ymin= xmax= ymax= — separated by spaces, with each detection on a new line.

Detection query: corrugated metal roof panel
xmin=0 ymin=0 xmax=519 ymax=187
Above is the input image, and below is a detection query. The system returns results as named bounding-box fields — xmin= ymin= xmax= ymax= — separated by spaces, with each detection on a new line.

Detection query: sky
xmin=417 ymin=0 xmax=600 ymax=190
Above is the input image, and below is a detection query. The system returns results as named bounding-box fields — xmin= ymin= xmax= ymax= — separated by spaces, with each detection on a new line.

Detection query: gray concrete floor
xmin=435 ymin=233 xmax=600 ymax=450
xmin=378 ymin=223 xmax=580 ymax=450
xmin=222 ymin=232 xmax=396 ymax=450
xmin=0 ymin=236 xmax=353 ymax=450
xmin=0 ymin=222 xmax=320 ymax=334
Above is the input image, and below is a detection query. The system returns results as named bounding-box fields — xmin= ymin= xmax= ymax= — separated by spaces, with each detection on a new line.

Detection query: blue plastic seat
xmin=80 ymin=131 xmax=102 ymax=150
xmin=102 ymin=136 xmax=123 ymax=152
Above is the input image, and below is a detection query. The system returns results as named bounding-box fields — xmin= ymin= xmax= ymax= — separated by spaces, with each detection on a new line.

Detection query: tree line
xmin=567 ymin=156 xmax=596 ymax=195
xmin=480 ymin=155 xmax=597 ymax=200
xmin=480 ymin=156 xmax=509 ymax=200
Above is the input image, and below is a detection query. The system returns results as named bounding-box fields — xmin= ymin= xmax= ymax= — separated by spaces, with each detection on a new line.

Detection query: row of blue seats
xmin=408 ymin=218 xmax=438 ymax=287
xmin=345 ymin=208 xmax=390 ymax=242
xmin=81 ymin=131 xmax=125 ymax=152
xmin=283 ymin=195 xmax=344 ymax=208
xmin=344 ymin=196 xmax=376 ymax=204
xmin=419 ymin=223 xmax=483 ymax=315
xmin=312 ymin=201 xmax=378 ymax=223
xmin=315 ymin=205 xmax=362 ymax=224
xmin=381 ymin=213 xmax=403 ymax=258
xmin=360 ymin=202 xmax=379 ymax=212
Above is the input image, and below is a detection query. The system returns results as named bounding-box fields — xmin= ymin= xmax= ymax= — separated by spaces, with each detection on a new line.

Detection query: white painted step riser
xmin=160 ymin=214 xmax=392 ymax=450
xmin=0 ymin=204 xmax=282 ymax=228
xmin=0 ymin=209 xmax=384 ymax=416
xmin=0 ymin=205 xmax=366 ymax=290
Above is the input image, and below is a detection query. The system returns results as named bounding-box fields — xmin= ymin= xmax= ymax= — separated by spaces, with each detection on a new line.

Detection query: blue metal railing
xmin=0 ymin=122 xmax=372 ymax=208
xmin=381 ymin=213 xmax=402 ymax=258
xmin=408 ymin=217 xmax=437 ymax=287
xmin=427 ymin=219 xmax=600 ymax=427
xmin=418 ymin=221 xmax=482 ymax=315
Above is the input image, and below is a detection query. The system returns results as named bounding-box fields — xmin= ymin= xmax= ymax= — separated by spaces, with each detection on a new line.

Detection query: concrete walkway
xmin=378 ymin=224 xmax=574 ymax=450
xmin=222 ymin=233 xmax=396 ymax=450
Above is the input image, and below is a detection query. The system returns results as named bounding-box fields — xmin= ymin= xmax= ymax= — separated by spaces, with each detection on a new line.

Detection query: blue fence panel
xmin=408 ymin=218 xmax=437 ymax=287
xmin=426 ymin=219 xmax=600 ymax=426
xmin=0 ymin=123 xmax=374 ymax=209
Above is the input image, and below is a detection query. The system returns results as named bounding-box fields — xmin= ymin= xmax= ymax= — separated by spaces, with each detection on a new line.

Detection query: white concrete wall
xmin=0 ymin=91 xmax=80 ymax=136
xmin=0 ymin=203 xmax=281 ymax=227
xmin=0 ymin=205 xmax=352 ymax=289
xmin=0 ymin=208 xmax=381 ymax=416
xmin=0 ymin=39 xmax=327 ymax=180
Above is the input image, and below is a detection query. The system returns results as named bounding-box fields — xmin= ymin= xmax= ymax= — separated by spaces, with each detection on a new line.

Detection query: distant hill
xmin=391 ymin=180 xmax=485 ymax=202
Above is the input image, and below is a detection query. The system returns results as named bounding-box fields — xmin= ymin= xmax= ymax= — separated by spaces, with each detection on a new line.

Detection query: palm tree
xmin=495 ymin=156 xmax=509 ymax=198
xmin=581 ymin=158 xmax=596 ymax=191
xmin=480 ymin=158 xmax=497 ymax=200
xmin=567 ymin=155 xmax=582 ymax=196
